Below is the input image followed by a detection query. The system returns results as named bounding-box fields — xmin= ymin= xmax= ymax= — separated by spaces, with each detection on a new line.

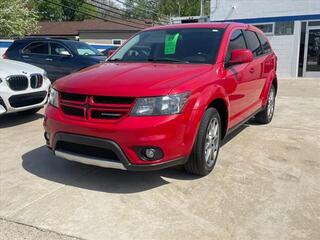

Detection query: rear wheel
xmin=254 ymin=85 xmax=276 ymax=124
xmin=184 ymin=108 xmax=221 ymax=176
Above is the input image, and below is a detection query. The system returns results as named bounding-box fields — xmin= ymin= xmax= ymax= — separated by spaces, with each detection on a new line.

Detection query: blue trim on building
xmin=90 ymin=44 xmax=115 ymax=50
xmin=213 ymin=14 xmax=320 ymax=24
xmin=0 ymin=41 xmax=13 ymax=48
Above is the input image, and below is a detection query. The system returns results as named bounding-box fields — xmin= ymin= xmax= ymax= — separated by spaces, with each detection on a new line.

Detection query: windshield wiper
xmin=147 ymin=58 xmax=189 ymax=63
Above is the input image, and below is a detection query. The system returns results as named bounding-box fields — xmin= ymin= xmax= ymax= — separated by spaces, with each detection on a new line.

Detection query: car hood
xmin=54 ymin=62 xmax=213 ymax=97
xmin=83 ymin=55 xmax=108 ymax=62
xmin=0 ymin=59 xmax=45 ymax=78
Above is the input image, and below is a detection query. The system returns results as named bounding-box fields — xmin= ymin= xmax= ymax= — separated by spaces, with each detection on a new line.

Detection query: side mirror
xmin=228 ymin=49 xmax=253 ymax=65
xmin=107 ymin=49 xmax=116 ymax=57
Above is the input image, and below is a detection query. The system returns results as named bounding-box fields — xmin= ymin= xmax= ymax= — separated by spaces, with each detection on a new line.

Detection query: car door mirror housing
xmin=229 ymin=49 xmax=254 ymax=65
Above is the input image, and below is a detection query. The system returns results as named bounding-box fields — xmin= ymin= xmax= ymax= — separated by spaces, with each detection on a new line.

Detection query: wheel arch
xmin=207 ymin=98 xmax=229 ymax=139
xmin=272 ymin=77 xmax=278 ymax=95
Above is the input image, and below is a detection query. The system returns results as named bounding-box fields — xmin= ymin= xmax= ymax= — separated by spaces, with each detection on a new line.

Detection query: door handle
xmin=22 ymin=55 xmax=29 ymax=58
xmin=45 ymin=58 xmax=53 ymax=61
xmin=249 ymin=68 xmax=255 ymax=73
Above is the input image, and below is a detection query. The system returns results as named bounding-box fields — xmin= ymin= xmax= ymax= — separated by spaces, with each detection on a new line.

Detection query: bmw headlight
xmin=131 ymin=92 xmax=190 ymax=116
xmin=49 ymin=87 xmax=59 ymax=108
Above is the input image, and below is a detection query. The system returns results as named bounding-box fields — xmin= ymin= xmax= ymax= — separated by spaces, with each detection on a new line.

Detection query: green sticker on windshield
xmin=164 ymin=33 xmax=180 ymax=55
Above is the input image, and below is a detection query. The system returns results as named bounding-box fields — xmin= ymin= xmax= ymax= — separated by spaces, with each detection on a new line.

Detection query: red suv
xmin=44 ymin=23 xmax=277 ymax=176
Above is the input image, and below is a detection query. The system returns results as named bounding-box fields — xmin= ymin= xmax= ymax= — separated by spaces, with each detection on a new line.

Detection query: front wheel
xmin=184 ymin=108 xmax=221 ymax=176
xmin=254 ymin=85 xmax=276 ymax=124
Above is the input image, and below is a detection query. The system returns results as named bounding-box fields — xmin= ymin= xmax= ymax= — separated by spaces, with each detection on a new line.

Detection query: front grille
xmin=30 ymin=74 xmax=43 ymax=89
xmin=7 ymin=75 xmax=28 ymax=91
xmin=60 ymin=92 xmax=135 ymax=121
xmin=9 ymin=91 xmax=47 ymax=108
xmin=55 ymin=141 xmax=119 ymax=161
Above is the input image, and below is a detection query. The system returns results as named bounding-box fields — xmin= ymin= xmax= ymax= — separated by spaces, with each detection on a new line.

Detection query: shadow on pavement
xmin=0 ymin=112 xmax=43 ymax=128
xmin=22 ymin=146 xmax=198 ymax=194
xmin=21 ymin=122 xmax=250 ymax=194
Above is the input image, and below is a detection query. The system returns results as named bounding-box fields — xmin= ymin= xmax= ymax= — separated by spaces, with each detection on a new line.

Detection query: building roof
xmin=35 ymin=19 xmax=148 ymax=36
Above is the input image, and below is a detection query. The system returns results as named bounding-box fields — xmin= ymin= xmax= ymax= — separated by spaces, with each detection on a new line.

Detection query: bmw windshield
xmin=109 ymin=28 xmax=224 ymax=64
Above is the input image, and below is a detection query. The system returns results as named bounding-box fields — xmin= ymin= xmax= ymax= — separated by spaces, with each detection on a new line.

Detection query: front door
xmin=304 ymin=27 xmax=320 ymax=77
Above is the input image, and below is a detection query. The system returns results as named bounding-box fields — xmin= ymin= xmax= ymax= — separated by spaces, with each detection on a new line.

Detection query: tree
xmin=31 ymin=0 xmax=99 ymax=21
xmin=0 ymin=0 xmax=39 ymax=38
xmin=123 ymin=0 xmax=210 ymax=22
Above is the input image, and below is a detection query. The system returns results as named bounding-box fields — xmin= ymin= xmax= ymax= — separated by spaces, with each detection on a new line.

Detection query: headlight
xmin=131 ymin=92 xmax=190 ymax=116
xmin=48 ymin=87 xmax=59 ymax=108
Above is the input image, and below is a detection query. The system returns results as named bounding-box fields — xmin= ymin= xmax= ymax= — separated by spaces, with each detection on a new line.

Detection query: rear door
xmin=256 ymin=32 xmax=276 ymax=88
xmin=224 ymin=29 xmax=259 ymax=126
xmin=243 ymin=30 xmax=266 ymax=104
xmin=21 ymin=41 xmax=51 ymax=71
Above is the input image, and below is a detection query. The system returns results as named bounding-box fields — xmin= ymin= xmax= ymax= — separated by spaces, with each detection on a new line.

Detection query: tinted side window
xmin=257 ymin=33 xmax=272 ymax=54
xmin=50 ymin=43 xmax=71 ymax=56
xmin=226 ymin=30 xmax=247 ymax=61
xmin=244 ymin=31 xmax=263 ymax=57
xmin=23 ymin=42 xmax=49 ymax=54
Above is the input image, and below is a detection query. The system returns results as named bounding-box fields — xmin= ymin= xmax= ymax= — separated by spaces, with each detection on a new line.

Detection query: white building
xmin=210 ymin=0 xmax=320 ymax=78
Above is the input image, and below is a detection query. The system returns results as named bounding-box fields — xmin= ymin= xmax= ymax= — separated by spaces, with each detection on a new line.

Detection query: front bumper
xmin=44 ymin=105 xmax=202 ymax=170
xmin=52 ymin=133 xmax=187 ymax=171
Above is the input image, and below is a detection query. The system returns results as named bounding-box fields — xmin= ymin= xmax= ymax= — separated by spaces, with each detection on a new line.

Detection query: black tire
xmin=19 ymin=107 xmax=42 ymax=115
xmin=254 ymin=85 xmax=276 ymax=124
xmin=184 ymin=108 xmax=221 ymax=176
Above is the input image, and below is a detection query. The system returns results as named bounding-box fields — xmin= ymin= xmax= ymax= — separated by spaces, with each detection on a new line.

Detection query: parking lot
xmin=0 ymin=78 xmax=319 ymax=240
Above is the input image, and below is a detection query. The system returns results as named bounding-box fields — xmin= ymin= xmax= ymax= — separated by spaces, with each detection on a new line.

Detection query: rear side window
xmin=23 ymin=42 xmax=49 ymax=54
xmin=244 ymin=31 xmax=263 ymax=57
xmin=226 ymin=30 xmax=247 ymax=62
xmin=256 ymin=33 xmax=272 ymax=54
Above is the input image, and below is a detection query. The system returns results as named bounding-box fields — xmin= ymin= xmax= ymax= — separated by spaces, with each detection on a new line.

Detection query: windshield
xmin=110 ymin=28 xmax=224 ymax=64
xmin=69 ymin=42 xmax=103 ymax=56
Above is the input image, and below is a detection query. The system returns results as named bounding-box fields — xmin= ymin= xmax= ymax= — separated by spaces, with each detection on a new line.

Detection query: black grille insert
xmin=30 ymin=74 xmax=43 ymax=88
xmin=93 ymin=96 xmax=135 ymax=105
xmin=0 ymin=97 xmax=7 ymax=110
xmin=56 ymin=141 xmax=119 ymax=161
xmin=9 ymin=91 xmax=47 ymax=108
xmin=60 ymin=92 xmax=86 ymax=102
xmin=7 ymin=75 xmax=28 ymax=91
xmin=61 ymin=106 xmax=84 ymax=118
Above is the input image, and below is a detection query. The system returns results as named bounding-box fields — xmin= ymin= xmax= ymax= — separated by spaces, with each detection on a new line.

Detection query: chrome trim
xmin=55 ymin=150 xmax=126 ymax=170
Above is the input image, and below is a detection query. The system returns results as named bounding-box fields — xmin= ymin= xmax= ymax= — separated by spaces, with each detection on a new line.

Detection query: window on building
xmin=256 ymin=33 xmax=272 ymax=54
xmin=275 ymin=21 xmax=294 ymax=35
xmin=244 ymin=30 xmax=263 ymax=57
xmin=112 ymin=39 xmax=122 ymax=45
xmin=23 ymin=42 xmax=49 ymax=54
xmin=226 ymin=30 xmax=247 ymax=62
xmin=253 ymin=23 xmax=274 ymax=35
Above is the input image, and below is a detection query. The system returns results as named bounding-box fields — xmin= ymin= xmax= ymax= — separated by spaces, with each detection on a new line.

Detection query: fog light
xmin=135 ymin=146 xmax=164 ymax=161
xmin=145 ymin=148 xmax=156 ymax=159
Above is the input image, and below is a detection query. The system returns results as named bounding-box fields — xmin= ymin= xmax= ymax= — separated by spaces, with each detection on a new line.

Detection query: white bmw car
xmin=0 ymin=59 xmax=51 ymax=115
